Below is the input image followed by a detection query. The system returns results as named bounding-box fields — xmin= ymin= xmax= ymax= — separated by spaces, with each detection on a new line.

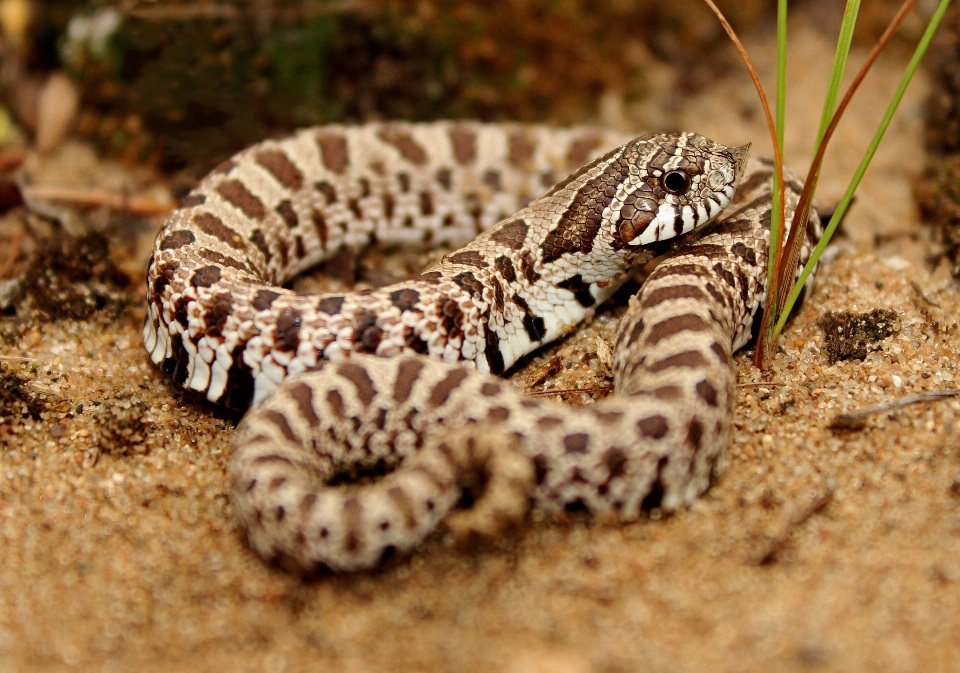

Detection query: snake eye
xmin=661 ymin=171 xmax=691 ymax=195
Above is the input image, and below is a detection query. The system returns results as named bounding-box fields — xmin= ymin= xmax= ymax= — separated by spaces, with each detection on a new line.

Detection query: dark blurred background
xmin=0 ymin=0 xmax=909 ymax=174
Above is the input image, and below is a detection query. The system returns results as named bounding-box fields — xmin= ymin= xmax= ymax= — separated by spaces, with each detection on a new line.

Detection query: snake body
xmin=143 ymin=122 xmax=820 ymax=572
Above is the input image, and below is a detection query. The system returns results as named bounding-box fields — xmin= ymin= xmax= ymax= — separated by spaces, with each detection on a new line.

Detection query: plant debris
xmin=21 ymin=231 xmax=130 ymax=320
xmin=817 ymin=308 xmax=899 ymax=363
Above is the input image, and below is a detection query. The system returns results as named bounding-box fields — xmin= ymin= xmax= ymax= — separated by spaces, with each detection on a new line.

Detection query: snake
xmin=142 ymin=122 xmax=821 ymax=572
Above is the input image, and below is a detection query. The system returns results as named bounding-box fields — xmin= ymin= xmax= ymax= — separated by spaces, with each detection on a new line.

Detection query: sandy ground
xmin=2 ymin=15 xmax=959 ymax=673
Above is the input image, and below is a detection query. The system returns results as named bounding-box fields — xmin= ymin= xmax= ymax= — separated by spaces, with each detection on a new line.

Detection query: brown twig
xmin=909 ymin=279 xmax=942 ymax=308
xmin=701 ymin=0 xmax=786 ymax=338
xmin=737 ymin=381 xmax=786 ymax=388
xmin=125 ymin=1 xmax=366 ymax=21
xmin=829 ymin=388 xmax=960 ymax=431
xmin=22 ymin=186 xmax=173 ymax=217
xmin=755 ymin=0 xmax=920 ymax=370
xmin=528 ymin=386 xmax=612 ymax=397
xmin=753 ymin=483 xmax=835 ymax=565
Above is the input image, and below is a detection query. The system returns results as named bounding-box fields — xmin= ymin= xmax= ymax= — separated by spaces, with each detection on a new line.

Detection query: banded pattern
xmin=144 ymin=123 xmax=746 ymax=410
xmin=142 ymin=122 xmax=821 ymax=572
xmin=229 ymin=160 xmax=819 ymax=571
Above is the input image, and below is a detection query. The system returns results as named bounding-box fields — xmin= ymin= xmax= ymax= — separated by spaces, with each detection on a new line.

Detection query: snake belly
xmin=143 ymin=122 xmax=818 ymax=572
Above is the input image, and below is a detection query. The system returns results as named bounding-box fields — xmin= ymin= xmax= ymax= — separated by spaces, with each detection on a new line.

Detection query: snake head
xmin=613 ymin=132 xmax=750 ymax=249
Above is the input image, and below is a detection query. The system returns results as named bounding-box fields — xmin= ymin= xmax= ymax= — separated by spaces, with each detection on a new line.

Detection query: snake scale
xmin=143 ymin=122 xmax=821 ymax=572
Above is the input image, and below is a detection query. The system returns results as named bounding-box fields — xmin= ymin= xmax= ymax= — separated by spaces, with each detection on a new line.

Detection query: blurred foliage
xmin=20 ymin=0 xmax=928 ymax=171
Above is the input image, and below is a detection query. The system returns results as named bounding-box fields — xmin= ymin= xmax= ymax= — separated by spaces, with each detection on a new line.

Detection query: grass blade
xmin=773 ymin=0 xmax=954 ymax=338
xmin=754 ymin=0 xmax=921 ymax=367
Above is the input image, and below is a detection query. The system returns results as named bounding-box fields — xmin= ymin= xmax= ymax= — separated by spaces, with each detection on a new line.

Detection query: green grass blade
xmin=766 ymin=0 xmax=788 ymax=293
xmin=773 ymin=0 xmax=955 ymax=338
xmin=815 ymin=0 xmax=860 ymax=150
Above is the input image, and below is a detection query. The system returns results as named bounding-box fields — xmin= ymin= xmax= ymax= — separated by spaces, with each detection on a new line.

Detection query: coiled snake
xmin=143 ymin=122 xmax=821 ymax=572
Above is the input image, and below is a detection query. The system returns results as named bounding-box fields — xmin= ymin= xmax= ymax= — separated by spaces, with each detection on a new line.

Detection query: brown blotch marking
xmin=594 ymin=410 xmax=623 ymax=424
xmin=419 ymin=271 xmax=443 ymax=284
xmin=563 ymin=433 xmax=590 ymax=454
xmin=495 ymin=256 xmax=517 ymax=283
xmin=449 ymin=127 xmax=476 ymax=164
xmin=512 ymin=293 xmax=546 ymax=342
xmin=318 ymin=295 xmax=345 ymax=315
xmin=190 ymin=265 xmax=221 ymax=288
xmin=452 ymin=271 xmax=485 ymax=300
xmin=342 ymin=498 xmax=363 ymax=554
xmin=276 ymin=200 xmax=299 ymax=228
xmin=256 ymin=149 xmax=304 ymax=190
xmin=704 ymin=282 xmax=729 ymax=309
xmin=490 ymin=219 xmax=528 ymax=250
xmin=419 ymin=191 xmax=434 ymax=216
xmin=520 ymin=399 xmax=540 ymax=409
xmin=213 ymin=159 xmax=236 ymax=174
xmin=710 ymin=341 xmax=729 ymax=361
xmin=696 ymin=379 xmax=718 ymax=407
xmin=199 ymin=248 xmax=248 ymax=273
xmin=625 ymin=317 xmax=645 ymax=346
xmin=194 ymin=212 xmax=245 ymax=249
xmin=271 ymin=478 xmax=287 ymax=492
xmin=325 ymin=389 xmax=346 ymax=419
xmin=300 ymin=493 xmax=317 ymax=516
xmin=637 ymin=415 xmax=669 ymax=439
xmin=311 ymin=210 xmax=328 ymax=248
xmin=448 ymin=250 xmax=487 ymax=268
xmin=315 ymin=181 xmax=338 ymax=205
xmin=390 ymin=287 xmax=420 ymax=311
xmin=317 ymin=134 xmax=349 ymax=174
xmin=536 ymin=416 xmax=564 ymax=429
xmin=486 ymin=406 xmax=511 ymax=422
xmin=641 ymin=456 xmax=669 ymax=510
xmin=393 ymin=359 xmax=426 ymax=406
xmin=378 ymin=128 xmax=427 ymax=165
xmin=480 ymin=382 xmax=501 ymax=397
xmin=508 ymin=132 xmax=536 ymax=167
xmin=387 ymin=486 xmax=418 ymax=530
xmin=427 ymin=368 xmax=470 ymax=409
xmin=654 ymin=386 xmax=683 ymax=400
xmin=204 ymin=294 xmax=233 ymax=336
xmin=539 ymin=171 xmax=556 ymax=189
xmin=642 ymin=284 xmax=708 ymax=309
xmin=483 ymin=170 xmax=501 ymax=191
xmin=397 ymin=172 xmax=411 ymax=193
xmin=357 ymin=177 xmax=371 ymax=198
xmin=735 ymin=170 xmax=773 ymax=196
xmin=382 ymin=193 xmax=396 ymax=220
xmin=348 ymin=198 xmax=363 ymax=219
xmin=483 ymin=323 xmax=506 ymax=376
xmin=276 ymin=308 xmax=302 ymax=350
xmin=647 ymin=350 xmax=709 ymax=373
xmin=354 ymin=310 xmax=383 ymax=350
xmin=604 ymin=447 xmax=627 ymax=478
xmin=216 ymin=180 xmax=266 ymax=221
xmin=261 ymin=409 xmax=298 ymax=443
xmin=180 ymin=193 xmax=206 ymax=208
xmin=566 ymin=136 xmax=601 ymax=166
xmin=294 ymin=235 xmax=305 ymax=259
xmin=688 ymin=418 xmax=704 ymax=451
xmin=643 ymin=313 xmax=710 ymax=346
xmin=556 ymin=274 xmax=595 ymax=308
xmin=731 ymin=241 xmax=757 ymax=266
xmin=336 ymin=362 xmax=377 ymax=406
xmin=517 ymin=250 xmax=540 ymax=284
xmin=436 ymin=168 xmax=452 ymax=190
xmin=250 ymin=454 xmax=294 ymax=466
xmin=160 ymin=229 xmax=196 ymax=250
xmin=287 ymin=381 xmax=321 ymax=427
xmin=252 ymin=289 xmax=280 ymax=311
